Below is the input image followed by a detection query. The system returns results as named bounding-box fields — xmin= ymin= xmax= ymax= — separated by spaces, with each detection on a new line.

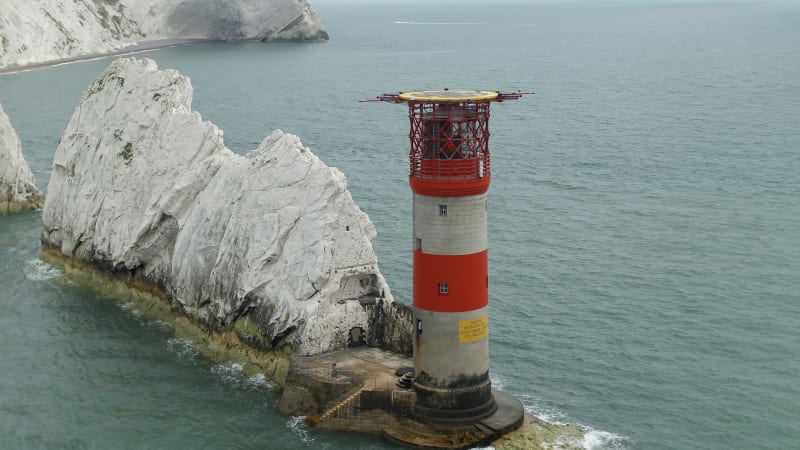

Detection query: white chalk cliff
xmin=0 ymin=0 xmax=327 ymax=71
xmin=0 ymin=102 xmax=44 ymax=214
xmin=42 ymin=58 xmax=401 ymax=355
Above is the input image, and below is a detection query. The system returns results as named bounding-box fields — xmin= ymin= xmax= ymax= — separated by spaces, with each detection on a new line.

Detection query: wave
xmin=492 ymin=374 xmax=628 ymax=449
xmin=247 ymin=372 xmax=271 ymax=389
xmin=582 ymin=429 xmax=628 ymax=450
xmin=286 ymin=415 xmax=315 ymax=443
xmin=211 ymin=361 xmax=244 ymax=384
xmin=118 ymin=301 xmax=145 ymax=320
xmin=210 ymin=362 xmax=273 ymax=391
xmin=166 ymin=337 xmax=199 ymax=361
xmin=23 ymin=259 xmax=62 ymax=281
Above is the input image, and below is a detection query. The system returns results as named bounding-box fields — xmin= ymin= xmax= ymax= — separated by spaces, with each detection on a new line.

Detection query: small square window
xmin=438 ymin=283 xmax=449 ymax=295
xmin=439 ymin=204 xmax=448 ymax=216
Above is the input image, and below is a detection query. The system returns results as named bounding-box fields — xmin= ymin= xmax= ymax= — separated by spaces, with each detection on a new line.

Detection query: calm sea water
xmin=1 ymin=1 xmax=799 ymax=448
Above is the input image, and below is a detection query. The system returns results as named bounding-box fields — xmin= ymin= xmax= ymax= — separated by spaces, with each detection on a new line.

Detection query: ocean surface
xmin=1 ymin=0 xmax=799 ymax=448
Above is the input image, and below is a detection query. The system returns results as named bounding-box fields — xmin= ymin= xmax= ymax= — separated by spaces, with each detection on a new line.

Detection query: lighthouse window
xmin=439 ymin=204 xmax=448 ymax=216
xmin=438 ymin=283 xmax=449 ymax=295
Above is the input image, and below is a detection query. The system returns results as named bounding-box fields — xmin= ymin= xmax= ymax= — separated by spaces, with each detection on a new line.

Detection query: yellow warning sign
xmin=459 ymin=316 xmax=488 ymax=343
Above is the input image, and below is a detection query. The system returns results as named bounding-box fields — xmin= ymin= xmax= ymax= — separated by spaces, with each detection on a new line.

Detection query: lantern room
xmin=376 ymin=89 xmax=527 ymax=197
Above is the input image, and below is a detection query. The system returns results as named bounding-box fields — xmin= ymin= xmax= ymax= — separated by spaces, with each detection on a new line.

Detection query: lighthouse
xmin=374 ymin=89 xmax=530 ymax=422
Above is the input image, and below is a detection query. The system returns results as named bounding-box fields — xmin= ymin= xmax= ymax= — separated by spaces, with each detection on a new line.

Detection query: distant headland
xmin=0 ymin=0 xmax=328 ymax=73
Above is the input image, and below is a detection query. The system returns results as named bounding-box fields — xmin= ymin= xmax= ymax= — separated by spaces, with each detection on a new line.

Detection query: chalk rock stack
xmin=0 ymin=0 xmax=327 ymax=71
xmin=0 ymin=102 xmax=44 ymax=214
xmin=42 ymin=58 xmax=395 ymax=355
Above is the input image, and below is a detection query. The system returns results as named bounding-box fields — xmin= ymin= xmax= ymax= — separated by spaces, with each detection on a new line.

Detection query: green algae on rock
xmin=41 ymin=244 xmax=293 ymax=386
xmin=493 ymin=415 xmax=586 ymax=450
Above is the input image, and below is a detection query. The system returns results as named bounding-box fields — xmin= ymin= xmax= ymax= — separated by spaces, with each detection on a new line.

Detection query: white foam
xmin=23 ymin=259 xmax=62 ymax=281
xmin=581 ymin=429 xmax=627 ymax=450
xmin=247 ymin=373 xmax=273 ymax=390
xmin=117 ymin=302 xmax=144 ymax=319
xmin=209 ymin=362 xmax=274 ymax=391
xmin=489 ymin=373 xmax=628 ymax=449
xmin=144 ymin=319 xmax=171 ymax=333
xmin=516 ymin=391 xmax=569 ymax=425
xmin=166 ymin=337 xmax=198 ymax=361
xmin=286 ymin=416 xmax=314 ymax=443
xmin=489 ymin=372 xmax=507 ymax=391
xmin=211 ymin=362 xmax=244 ymax=384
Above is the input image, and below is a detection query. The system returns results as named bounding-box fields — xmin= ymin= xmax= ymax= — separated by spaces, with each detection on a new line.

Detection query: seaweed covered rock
xmin=42 ymin=58 xmax=400 ymax=355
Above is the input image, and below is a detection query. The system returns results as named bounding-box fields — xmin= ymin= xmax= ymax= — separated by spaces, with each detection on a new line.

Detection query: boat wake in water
xmin=394 ymin=21 xmax=489 ymax=25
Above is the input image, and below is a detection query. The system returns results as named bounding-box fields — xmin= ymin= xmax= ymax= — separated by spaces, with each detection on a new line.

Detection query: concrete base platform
xmin=384 ymin=390 xmax=524 ymax=449
xmin=279 ymin=347 xmax=524 ymax=449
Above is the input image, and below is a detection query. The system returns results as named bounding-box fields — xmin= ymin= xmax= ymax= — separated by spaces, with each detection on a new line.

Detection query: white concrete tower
xmin=374 ymin=90 xmax=530 ymax=422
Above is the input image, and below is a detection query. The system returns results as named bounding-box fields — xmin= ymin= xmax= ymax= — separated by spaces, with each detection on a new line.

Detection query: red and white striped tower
xmin=374 ymin=90 xmax=530 ymax=422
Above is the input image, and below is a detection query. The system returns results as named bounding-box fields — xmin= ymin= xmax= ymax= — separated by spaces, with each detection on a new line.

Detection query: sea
xmin=1 ymin=0 xmax=798 ymax=448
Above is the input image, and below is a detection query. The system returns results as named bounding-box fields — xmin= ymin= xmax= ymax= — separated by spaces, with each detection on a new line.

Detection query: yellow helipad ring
xmin=398 ymin=90 xmax=499 ymax=102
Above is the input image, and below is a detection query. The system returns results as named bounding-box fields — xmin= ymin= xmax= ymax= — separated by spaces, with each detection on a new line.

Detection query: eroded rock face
xmin=42 ymin=58 xmax=396 ymax=355
xmin=0 ymin=0 xmax=327 ymax=70
xmin=0 ymin=102 xmax=44 ymax=214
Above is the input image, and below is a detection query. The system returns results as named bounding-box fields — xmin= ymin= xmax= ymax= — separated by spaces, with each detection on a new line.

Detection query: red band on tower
xmin=413 ymin=250 xmax=488 ymax=313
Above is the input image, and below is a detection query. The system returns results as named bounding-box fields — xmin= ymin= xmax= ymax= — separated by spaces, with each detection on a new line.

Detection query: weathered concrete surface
xmin=280 ymin=347 xmax=583 ymax=449
xmin=279 ymin=346 xmax=408 ymax=416
xmin=42 ymin=58 xmax=404 ymax=356
xmin=0 ymin=101 xmax=44 ymax=214
xmin=0 ymin=0 xmax=327 ymax=71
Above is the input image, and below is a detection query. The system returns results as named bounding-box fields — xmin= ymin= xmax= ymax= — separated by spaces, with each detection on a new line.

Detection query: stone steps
xmin=319 ymin=387 xmax=364 ymax=421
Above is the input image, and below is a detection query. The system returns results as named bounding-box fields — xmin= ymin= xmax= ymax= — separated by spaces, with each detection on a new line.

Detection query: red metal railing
xmin=365 ymin=90 xmax=532 ymax=196
xmin=407 ymin=102 xmax=491 ymax=180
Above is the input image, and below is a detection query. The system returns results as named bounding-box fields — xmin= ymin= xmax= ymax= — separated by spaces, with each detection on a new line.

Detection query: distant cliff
xmin=41 ymin=58 xmax=410 ymax=356
xmin=0 ymin=102 xmax=44 ymax=214
xmin=0 ymin=0 xmax=327 ymax=71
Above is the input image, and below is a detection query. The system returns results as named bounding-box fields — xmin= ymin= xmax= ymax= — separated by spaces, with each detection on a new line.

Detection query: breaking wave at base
xmin=581 ymin=430 xmax=628 ymax=450
xmin=23 ymin=259 xmax=62 ymax=281
xmin=542 ymin=431 xmax=628 ymax=450
xmin=166 ymin=337 xmax=198 ymax=361
xmin=118 ymin=301 xmax=144 ymax=319
xmin=247 ymin=372 xmax=273 ymax=389
xmin=211 ymin=361 xmax=244 ymax=383
xmin=286 ymin=415 xmax=315 ymax=443
xmin=148 ymin=319 xmax=170 ymax=331
xmin=490 ymin=373 xmax=628 ymax=449
xmin=515 ymin=391 xmax=570 ymax=425
xmin=210 ymin=362 xmax=273 ymax=391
